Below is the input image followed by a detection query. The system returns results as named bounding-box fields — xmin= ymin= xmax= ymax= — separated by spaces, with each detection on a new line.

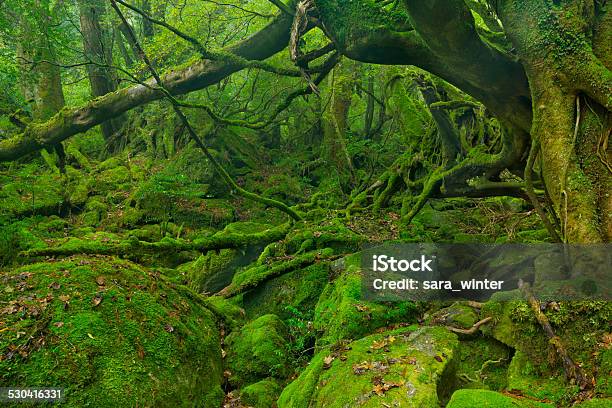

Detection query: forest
xmin=0 ymin=0 xmax=610 ymax=406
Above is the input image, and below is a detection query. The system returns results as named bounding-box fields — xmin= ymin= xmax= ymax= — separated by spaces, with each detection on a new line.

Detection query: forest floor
xmin=0 ymin=151 xmax=610 ymax=407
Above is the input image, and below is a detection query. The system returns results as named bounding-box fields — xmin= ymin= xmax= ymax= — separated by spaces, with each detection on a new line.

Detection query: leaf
xmin=96 ymin=276 xmax=106 ymax=286
xmin=87 ymin=333 xmax=95 ymax=339
xmin=58 ymin=294 xmax=70 ymax=302
xmin=48 ymin=282 xmax=60 ymax=290
xmin=373 ymin=384 xmax=386 ymax=396
xmin=164 ymin=324 xmax=174 ymax=333
xmin=323 ymin=355 xmax=335 ymax=369
xmin=371 ymin=340 xmax=387 ymax=350
xmin=53 ymin=322 xmax=64 ymax=328
xmin=92 ymin=294 xmax=103 ymax=307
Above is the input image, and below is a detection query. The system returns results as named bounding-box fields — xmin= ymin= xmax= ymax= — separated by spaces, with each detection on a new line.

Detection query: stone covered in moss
xmin=225 ymin=314 xmax=292 ymax=387
xmin=0 ymin=163 xmax=64 ymax=218
xmin=180 ymin=222 xmax=273 ymax=293
xmin=446 ymin=389 xmax=553 ymax=407
xmin=240 ymin=378 xmax=283 ymax=408
xmin=507 ymin=351 xmax=571 ymax=403
xmin=278 ymin=326 xmax=458 ymax=407
xmin=0 ymin=256 xmax=223 ymax=407
xmin=425 ymin=302 xmax=479 ymax=329
xmin=239 ymin=261 xmax=329 ymax=320
xmin=451 ymin=337 xmax=512 ymax=392
xmin=314 ymin=253 xmax=419 ymax=347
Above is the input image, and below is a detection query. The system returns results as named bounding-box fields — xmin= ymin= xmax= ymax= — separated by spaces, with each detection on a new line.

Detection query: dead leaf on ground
xmin=92 ymin=294 xmax=103 ymax=307
xmin=323 ymin=355 xmax=335 ymax=369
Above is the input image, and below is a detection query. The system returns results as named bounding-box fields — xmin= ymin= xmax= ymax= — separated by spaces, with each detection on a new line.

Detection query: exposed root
xmin=446 ymin=316 xmax=492 ymax=335
xmin=22 ymin=224 xmax=291 ymax=259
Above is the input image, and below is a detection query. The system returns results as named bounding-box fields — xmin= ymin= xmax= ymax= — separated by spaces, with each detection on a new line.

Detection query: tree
xmin=0 ymin=0 xmax=609 ymax=243
xmin=78 ymin=0 xmax=125 ymax=146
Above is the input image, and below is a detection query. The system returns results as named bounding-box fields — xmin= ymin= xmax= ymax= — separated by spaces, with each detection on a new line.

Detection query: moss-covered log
xmin=21 ymin=223 xmax=291 ymax=258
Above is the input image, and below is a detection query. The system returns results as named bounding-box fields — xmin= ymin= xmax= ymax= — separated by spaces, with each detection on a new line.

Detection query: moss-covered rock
xmin=446 ymin=389 xmax=553 ymax=407
xmin=451 ymin=337 xmax=512 ymax=392
xmin=239 ymin=261 xmax=329 ymax=320
xmin=180 ymin=222 xmax=272 ymax=293
xmin=240 ymin=379 xmax=283 ymax=408
xmin=0 ymin=255 xmax=223 ymax=407
xmin=0 ymin=164 xmax=64 ymax=218
xmin=225 ymin=314 xmax=292 ymax=387
xmin=97 ymin=165 xmax=131 ymax=190
xmin=480 ymin=299 xmax=611 ymax=393
xmin=278 ymin=326 xmax=458 ymax=408
xmin=314 ymin=253 xmax=419 ymax=347
xmin=506 ymin=351 xmax=572 ymax=403
xmin=425 ymin=302 xmax=479 ymax=329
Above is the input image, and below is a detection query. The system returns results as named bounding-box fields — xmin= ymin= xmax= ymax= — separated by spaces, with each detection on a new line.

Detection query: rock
xmin=425 ymin=302 xmax=479 ymax=329
xmin=239 ymin=261 xmax=329 ymax=320
xmin=313 ymin=252 xmax=419 ymax=347
xmin=181 ymin=222 xmax=272 ymax=293
xmin=0 ymin=255 xmax=224 ymax=407
xmin=446 ymin=389 xmax=553 ymax=407
xmin=225 ymin=314 xmax=292 ymax=387
xmin=278 ymin=326 xmax=458 ymax=408
xmin=507 ymin=351 xmax=568 ymax=403
xmin=240 ymin=379 xmax=283 ymax=408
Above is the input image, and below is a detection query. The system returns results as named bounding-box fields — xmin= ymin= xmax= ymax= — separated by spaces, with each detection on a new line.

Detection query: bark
xmin=495 ymin=0 xmax=611 ymax=243
xmin=415 ymin=76 xmax=461 ymax=164
xmin=323 ymin=62 xmax=355 ymax=179
xmin=78 ymin=0 xmax=125 ymax=143
xmin=0 ymin=4 xmax=298 ymax=162
xmin=363 ymin=75 xmax=375 ymax=138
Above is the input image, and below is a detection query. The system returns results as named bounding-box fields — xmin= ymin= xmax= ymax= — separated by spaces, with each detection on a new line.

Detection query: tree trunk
xmin=78 ymin=0 xmax=125 ymax=145
xmin=323 ymin=62 xmax=355 ymax=180
xmin=496 ymin=0 xmax=611 ymax=243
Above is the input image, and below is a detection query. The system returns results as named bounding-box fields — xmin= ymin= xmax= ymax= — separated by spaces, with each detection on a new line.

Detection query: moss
xmin=446 ymin=389 xmax=553 ymax=407
xmin=313 ymin=252 xmax=419 ymax=347
xmin=278 ymin=326 xmax=458 ymax=408
xmin=240 ymin=379 xmax=283 ymax=408
xmin=239 ymin=260 xmax=329 ymax=321
xmin=452 ymin=337 xmax=512 ymax=392
xmin=0 ymin=255 xmax=223 ymax=407
xmin=507 ymin=351 xmax=574 ymax=403
xmin=425 ymin=302 xmax=479 ymax=329
xmin=481 ymin=299 xmax=612 ymax=398
xmin=225 ymin=314 xmax=292 ymax=387
xmin=573 ymin=399 xmax=612 ymax=408
xmin=97 ymin=166 xmax=131 ymax=190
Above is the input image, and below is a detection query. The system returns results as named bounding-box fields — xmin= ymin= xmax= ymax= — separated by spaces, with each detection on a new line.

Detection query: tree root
xmin=21 ymin=224 xmax=291 ymax=259
xmin=446 ymin=316 xmax=492 ymax=335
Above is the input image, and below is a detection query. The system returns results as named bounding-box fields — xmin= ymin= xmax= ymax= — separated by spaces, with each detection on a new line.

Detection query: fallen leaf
xmin=53 ymin=322 xmax=64 ymax=328
xmin=323 ymin=355 xmax=335 ymax=369
xmin=87 ymin=333 xmax=95 ymax=339
xmin=371 ymin=340 xmax=387 ymax=350
xmin=164 ymin=324 xmax=174 ymax=333
xmin=96 ymin=276 xmax=106 ymax=286
xmin=92 ymin=294 xmax=103 ymax=307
